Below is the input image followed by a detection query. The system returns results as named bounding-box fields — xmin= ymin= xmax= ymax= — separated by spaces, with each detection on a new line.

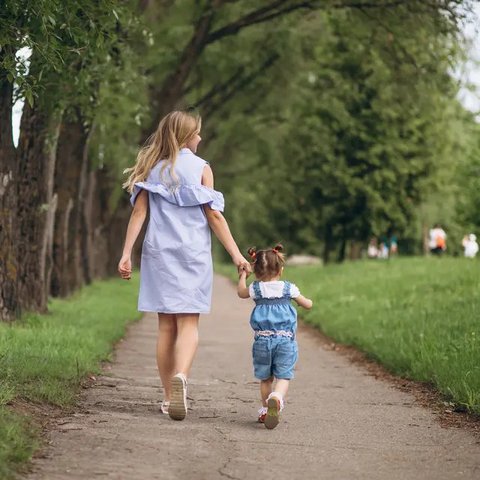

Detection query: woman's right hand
xmin=233 ymin=255 xmax=251 ymax=275
xmin=118 ymin=254 xmax=132 ymax=280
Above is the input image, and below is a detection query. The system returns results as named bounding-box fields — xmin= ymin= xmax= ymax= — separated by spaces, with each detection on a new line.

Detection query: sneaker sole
xmin=264 ymin=397 xmax=280 ymax=430
xmin=169 ymin=376 xmax=187 ymax=421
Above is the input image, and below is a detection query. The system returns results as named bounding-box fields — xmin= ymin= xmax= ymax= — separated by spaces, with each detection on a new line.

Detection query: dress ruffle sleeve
xmin=130 ymin=182 xmax=225 ymax=212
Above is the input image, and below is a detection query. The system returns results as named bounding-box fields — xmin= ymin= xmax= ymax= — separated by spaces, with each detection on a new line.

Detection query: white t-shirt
xmin=248 ymin=280 xmax=300 ymax=299
xmin=429 ymin=228 xmax=446 ymax=249
xmin=464 ymin=240 xmax=479 ymax=258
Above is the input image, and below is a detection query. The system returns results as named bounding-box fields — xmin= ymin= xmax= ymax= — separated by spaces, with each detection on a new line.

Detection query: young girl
xmin=237 ymin=244 xmax=313 ymax=429
xmin=118 ymin=110 xmax=250 ymax=421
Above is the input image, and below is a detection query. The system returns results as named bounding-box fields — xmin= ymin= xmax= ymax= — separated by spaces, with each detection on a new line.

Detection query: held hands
xmin=236 ymin=257 xmax=251 ymax=299
xmin=234 ymin=255 xmax=252 ymax=276
xmin=118 ymin=254 xmax=132 ymax=280
xmin=238 ymin=268 xmax=248 ymax=279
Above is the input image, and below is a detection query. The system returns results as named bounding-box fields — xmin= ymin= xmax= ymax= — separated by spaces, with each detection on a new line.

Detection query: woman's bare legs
xmin=174 ymin=313 xmax=200 ymax=376
xmin=157 ymin=314 xmax=177 ymax=402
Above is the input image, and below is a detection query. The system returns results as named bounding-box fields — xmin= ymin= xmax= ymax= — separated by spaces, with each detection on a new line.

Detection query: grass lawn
xmin=0 ymin=276 xmax=141 ymax=479
xmin=216 ymin=257 xmax=480 ymax=414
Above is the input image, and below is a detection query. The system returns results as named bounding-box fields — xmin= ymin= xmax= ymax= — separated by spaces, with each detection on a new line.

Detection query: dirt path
xmin=27 ymin=275 xmax=480 ymax=480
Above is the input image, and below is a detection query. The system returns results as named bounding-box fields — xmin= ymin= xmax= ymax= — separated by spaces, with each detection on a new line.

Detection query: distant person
xmin=462 ymin=234 xmax=479 ymax=258
xmin=237 ymin=244 xmax=313 ymax=429
xmin=367 ymin=237 xmax=379 ymax=259
xmin=429 ymin=224 xmax=447 ymax=255
xmin=378 ymin=235 xmax=389 ymax=259
xmin=389 ymin=233 xmax=398 ymax=256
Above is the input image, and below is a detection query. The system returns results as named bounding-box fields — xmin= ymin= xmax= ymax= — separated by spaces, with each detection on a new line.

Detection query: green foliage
xmin=201 ymin=5 xmax=471 ymax=260
xmin=1 ymin=1 xmax=138 ymax=109
xmin=5 ymin=1 xmax=474 ymax=257
xmin=0 ymin=276 xmax=141 ymax=478
xmin=455 ymin=116 xmax=480 ymax=232
xmin=0 ymin=408 xmax=38 ymax=480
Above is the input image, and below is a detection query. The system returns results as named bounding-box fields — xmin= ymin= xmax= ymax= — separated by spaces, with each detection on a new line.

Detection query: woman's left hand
xmin=234 ymin=255 xmax=251 ymax=274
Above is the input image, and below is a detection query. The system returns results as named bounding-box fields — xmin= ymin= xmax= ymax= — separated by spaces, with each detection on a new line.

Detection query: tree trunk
xmin=83 ymin=165 xmax=143 ymax=281
xmin=337 ymin=239 xmax=346 ymax=263
xmin=322 ymin=224 xmax=335 ymax=264
xmin=141 ymin=5 xmax=218 ymax=140
xmin=16 ymin=102 xmax=62 ymax=312
xmin=348 ymin=240 xmax=362 ymax=260
xmin=81 ymin=168 xmax=98 ymax=282
xmin=81 ymin=165 xmax=119 ymax=282
xmin=0 ymin=66 xmax=19 ymax=321
xmin=51 ymin=114 xmax=91 ymax=297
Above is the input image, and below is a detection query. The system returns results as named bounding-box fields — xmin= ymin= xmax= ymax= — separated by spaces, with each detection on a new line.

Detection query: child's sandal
xmin=257 ymin=406 xmax=267 ymax=423
xmin=264 ymin=394 xmax=283 ymax=430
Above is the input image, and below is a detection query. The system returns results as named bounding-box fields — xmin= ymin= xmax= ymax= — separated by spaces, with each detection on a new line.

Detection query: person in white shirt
xmin=462 ymin=234 xmax=479 ymax=258
xmin=428 ymin=224 xmax=447 ymax=255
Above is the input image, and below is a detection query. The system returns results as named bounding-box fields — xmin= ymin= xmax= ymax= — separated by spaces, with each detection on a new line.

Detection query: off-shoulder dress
xmin=130 ymin=148 xmax=224 ymax=314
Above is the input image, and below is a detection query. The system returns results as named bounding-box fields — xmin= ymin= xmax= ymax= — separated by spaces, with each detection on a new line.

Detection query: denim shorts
xmin=252 ymin=337 xmax=298 ymax=380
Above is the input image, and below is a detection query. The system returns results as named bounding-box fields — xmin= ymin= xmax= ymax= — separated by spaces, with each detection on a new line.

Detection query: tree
xmin=0 ymin=0 xmax=144 ymax=317
xmin=200 ymin=2 xmax=469 ymax=260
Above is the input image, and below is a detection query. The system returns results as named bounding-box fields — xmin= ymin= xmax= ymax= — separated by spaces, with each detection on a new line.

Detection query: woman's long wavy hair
xmin=123 ymin=110 xmax=201 ymax=192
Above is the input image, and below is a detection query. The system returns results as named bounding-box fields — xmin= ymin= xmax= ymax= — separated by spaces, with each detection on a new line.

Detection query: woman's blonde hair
xmin=123 ymin=110 xmax=201 ymax=192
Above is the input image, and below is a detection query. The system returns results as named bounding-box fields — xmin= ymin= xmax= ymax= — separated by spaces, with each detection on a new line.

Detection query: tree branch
xmin=205 ymin=1 xmax=316 ymax=45
xmin=201 ymin=53 xmax=280 ymax=117
xmin=192 ymin=66 xmax=244 ymax=108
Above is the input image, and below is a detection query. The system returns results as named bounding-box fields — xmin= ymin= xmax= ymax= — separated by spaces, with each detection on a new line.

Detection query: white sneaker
xmin=169 ymin=373 xmax=188 ymax=421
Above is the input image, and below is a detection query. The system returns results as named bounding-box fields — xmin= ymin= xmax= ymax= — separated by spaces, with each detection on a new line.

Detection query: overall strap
xmin=282 ymin=281 xmax=291 ymax=298
xmin=252 ymin=281 xmax=262 ymax=299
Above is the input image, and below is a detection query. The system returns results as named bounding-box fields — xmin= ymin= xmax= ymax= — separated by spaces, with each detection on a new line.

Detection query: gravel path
xmin=27 ymin=275 xmax=480 ymax=480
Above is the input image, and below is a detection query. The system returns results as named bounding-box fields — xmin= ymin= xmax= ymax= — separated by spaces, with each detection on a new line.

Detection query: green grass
xmin=217 ymin=258 xmax=480 ymax=414
xmin=0 ymin=276 xmax=141 ymax=479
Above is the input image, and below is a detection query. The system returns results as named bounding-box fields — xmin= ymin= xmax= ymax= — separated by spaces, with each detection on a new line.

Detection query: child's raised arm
xmin=294 ymin=295 xmax=313 ymax=310
xmin=237 ymin=269 xmax=250 ymax=299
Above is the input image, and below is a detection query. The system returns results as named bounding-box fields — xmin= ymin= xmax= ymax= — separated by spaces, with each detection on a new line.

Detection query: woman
xmin=118 ymin=110 xmax=249 ymax=420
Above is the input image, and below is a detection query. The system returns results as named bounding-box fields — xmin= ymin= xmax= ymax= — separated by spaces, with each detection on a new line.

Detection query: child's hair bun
xmin=272 ymin=243 xmax=284 ymax=253
xmin=247 ymin=247 xmax=257 ymax=259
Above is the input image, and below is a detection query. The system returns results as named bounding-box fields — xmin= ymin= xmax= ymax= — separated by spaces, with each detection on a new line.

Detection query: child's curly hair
xmin=247 ymin=243 xmax=285 ymax=280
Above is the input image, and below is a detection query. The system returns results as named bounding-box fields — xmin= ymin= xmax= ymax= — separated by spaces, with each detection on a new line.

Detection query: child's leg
xmin=174 ymin=313 xmax=200 ymax=376
xmin=157 ymin=314 xmax=177 ymax=401
xmin=260 ymin=377 xmax=274 ymax=406
xmin=273 ymin=379 xmax=290 ymax=400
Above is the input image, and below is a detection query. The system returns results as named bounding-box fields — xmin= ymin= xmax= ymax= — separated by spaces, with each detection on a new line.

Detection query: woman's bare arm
xmin=118 ymin=189 xmax=148 ymax=279
xmin=202 ymin=165 xmax=250 ymax=271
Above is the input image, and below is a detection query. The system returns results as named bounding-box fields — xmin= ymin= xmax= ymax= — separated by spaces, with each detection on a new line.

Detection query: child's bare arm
xmin=294 ymin=295 xmax=313 ymax=310
xmin=237 ymin=270 xmax=250 ymax=299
